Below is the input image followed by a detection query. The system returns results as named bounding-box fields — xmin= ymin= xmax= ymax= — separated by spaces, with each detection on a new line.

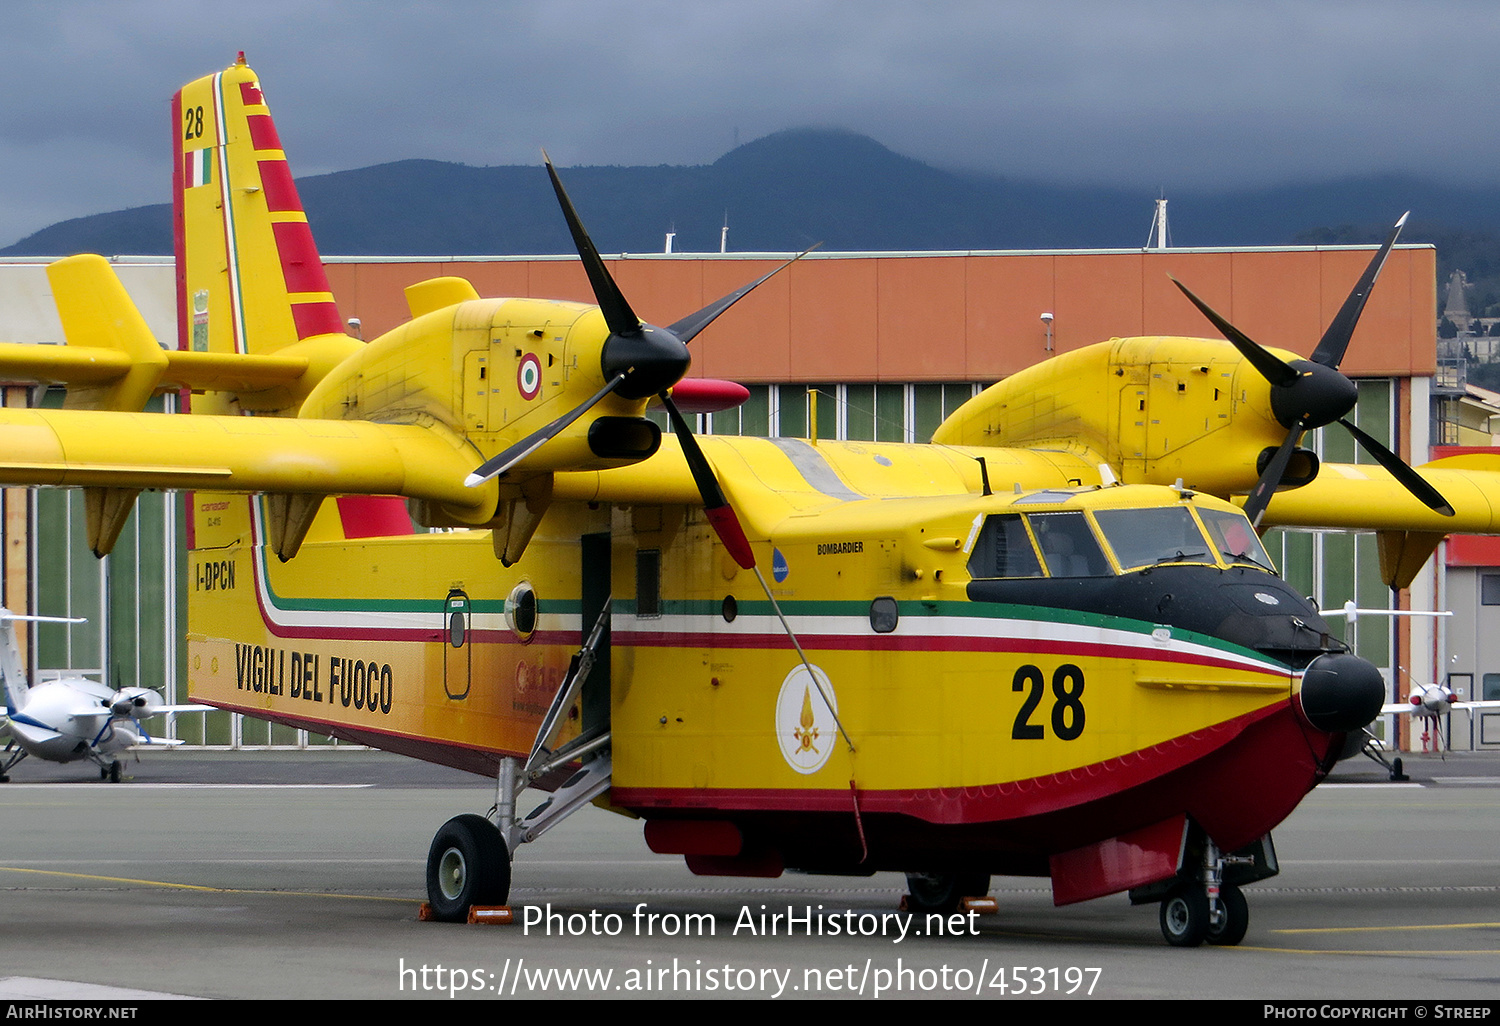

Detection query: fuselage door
xmin=443 ymin=588 xmax=471 ymax=700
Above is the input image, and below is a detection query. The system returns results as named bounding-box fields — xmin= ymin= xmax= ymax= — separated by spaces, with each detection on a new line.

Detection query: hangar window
xmin=1028 ymin=512 xmax=1111 ymax=578
xmin=966 ymin=514 xmax=1043 ymax=579
xmin=1483 ymin=575 xmax=1500 ymax=606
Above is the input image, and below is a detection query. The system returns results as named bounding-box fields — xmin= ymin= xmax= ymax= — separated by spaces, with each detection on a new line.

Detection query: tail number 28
xmin=1011 ymin=664 xmax=1086 ymax=741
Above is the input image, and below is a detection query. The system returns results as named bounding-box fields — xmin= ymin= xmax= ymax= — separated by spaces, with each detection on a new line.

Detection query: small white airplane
xmin=0 ymin=609 xmax=208 ymax=782
xmin=1380 ymin=671 xmax=1500 ymax=756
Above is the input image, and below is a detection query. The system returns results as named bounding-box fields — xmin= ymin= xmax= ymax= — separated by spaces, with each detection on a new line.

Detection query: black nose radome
xmin=1297 ymin=652 xmax=1385 ymax=733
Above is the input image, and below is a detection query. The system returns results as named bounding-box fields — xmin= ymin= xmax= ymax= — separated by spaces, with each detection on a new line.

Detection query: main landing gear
xmin=1132 ymin=830 xmax=1275 ymax=947
xmin=0 ymin=741 xmax=26 ymax=782
xmin=423 ymin=602 xmax=613 ymax=923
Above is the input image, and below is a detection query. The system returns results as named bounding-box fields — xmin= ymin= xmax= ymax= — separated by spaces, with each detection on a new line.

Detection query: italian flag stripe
xmin=184 ymin=148 xmax=212 ymax=188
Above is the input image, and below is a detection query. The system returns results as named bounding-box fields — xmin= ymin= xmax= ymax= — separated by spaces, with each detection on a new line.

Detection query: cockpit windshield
xmin=1093 ymin=506 xmax=1214 ymax=570
xmin=1198 ymin=508 xmax=1277 ymax=572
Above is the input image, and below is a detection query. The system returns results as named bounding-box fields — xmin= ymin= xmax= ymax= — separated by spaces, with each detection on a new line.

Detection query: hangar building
xmin=1 ymin=242 xmax=1488 ymax=752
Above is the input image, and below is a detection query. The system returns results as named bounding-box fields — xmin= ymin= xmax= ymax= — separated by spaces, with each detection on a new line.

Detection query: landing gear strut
xmin=1158 ymin=837 xmax=1255 ymax=947
xmin=423 ymin=601 xmax=613 ymax=922
xmin=1134 ymin=829 xmax=1273 ymax=948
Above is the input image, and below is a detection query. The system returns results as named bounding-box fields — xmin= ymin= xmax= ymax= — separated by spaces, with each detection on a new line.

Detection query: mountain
xmin=8 ymin=129 xmax=1500 ymax=272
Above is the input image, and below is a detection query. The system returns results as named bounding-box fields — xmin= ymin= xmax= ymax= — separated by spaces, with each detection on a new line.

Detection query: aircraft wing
xmin=1380 ymin=699 xmax=1500 ymax=714
xmin=1263 ymin=455 xmax=1500 ymax=534
xmin=0 ymin=406 xmax=495 ymax=520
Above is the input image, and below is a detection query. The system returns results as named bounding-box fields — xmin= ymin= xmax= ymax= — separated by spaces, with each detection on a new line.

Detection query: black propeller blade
xmin=1173 ymin=212 xmax=1452 ymax=525
xmin=464 ymin=372 xmax=626 ymax=487
xmin=659 ymin=391 xmax=755 ymax=569
xmin=466 ymin=153 xmax=813 ymax=572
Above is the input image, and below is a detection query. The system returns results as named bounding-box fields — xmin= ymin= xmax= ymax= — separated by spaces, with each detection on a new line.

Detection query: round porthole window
xmin=506 ymin=582 xmax=538 ymax=641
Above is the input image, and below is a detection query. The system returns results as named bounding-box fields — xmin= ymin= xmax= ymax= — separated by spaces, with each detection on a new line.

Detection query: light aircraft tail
xmin=0 ymin=610 xmax=28 ymax=714
xmin=0 ymin=610 xmax=85 ymax=714
xmin=173 ymin=53 xmax=349 ymax=360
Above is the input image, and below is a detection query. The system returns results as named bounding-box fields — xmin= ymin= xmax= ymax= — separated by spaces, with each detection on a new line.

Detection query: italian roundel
xmin=517 ymin=353 xmax=542 ymax=400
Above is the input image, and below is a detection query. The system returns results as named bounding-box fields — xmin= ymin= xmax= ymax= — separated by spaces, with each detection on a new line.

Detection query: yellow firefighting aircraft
xmin=3 ymin=55 xmax=1499 ymax=948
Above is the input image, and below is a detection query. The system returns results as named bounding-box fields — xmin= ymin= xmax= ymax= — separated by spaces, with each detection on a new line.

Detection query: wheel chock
xmin=468 ymin=906 xmax=514 ymax=925
xmin=960 ymin=896 xmax=998 ymax=915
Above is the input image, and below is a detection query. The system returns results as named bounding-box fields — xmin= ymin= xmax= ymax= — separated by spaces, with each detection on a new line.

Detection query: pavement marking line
xmin=1276 ymin=921 xmax=1500 ymax=934
xmin=1240 ymin=945 xmax=1500 ymax=956
xmin=0 ymin=865 xmax=419 ymax=904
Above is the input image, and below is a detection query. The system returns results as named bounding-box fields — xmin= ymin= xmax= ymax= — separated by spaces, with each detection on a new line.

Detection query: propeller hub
xmin=602 ymin=325 xmax=691 ymax=401
xmin=1270 ymin=359 xmax=1358 ymax=430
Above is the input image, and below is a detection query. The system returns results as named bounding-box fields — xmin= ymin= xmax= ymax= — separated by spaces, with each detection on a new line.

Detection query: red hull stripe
xmin=196 ymin=698 xmax=523 ymax=777
xmin=611 ymin=701 xmax=1285 ymax=826
xmin=170 ymin=89 xmax=188 ymax=352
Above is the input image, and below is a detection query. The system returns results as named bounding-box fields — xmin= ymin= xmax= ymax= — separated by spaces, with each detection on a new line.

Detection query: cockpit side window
xmin=1093 ymin=507 xmax=1213 ymax=571
xmin=1028 ymin=511 xmax=1112 ymax=577
xmin=1198 ymin=508 xmax=1277 ymax=572
xmin=966 ymin=514 xmax=1044 ymax=579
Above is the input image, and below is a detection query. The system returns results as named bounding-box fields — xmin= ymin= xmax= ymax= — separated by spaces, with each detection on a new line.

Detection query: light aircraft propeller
xmin=1170 ymin=212 xmax=1454 ymax=527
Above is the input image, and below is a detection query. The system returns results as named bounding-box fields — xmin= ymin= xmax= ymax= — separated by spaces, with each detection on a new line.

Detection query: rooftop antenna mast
xmin=1146 ymin=192 xmax=1171 ymax=250
xmin=720 ymin=210 xmax=729 ymax=254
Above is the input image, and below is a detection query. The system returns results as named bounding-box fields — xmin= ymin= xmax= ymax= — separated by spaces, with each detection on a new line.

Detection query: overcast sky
xmin=1 ymin=0 xmax=1496 ymax=246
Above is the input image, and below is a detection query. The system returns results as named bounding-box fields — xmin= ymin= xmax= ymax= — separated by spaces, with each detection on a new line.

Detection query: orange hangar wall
xmin=323 ymin=246 xmax=1438 ymax=383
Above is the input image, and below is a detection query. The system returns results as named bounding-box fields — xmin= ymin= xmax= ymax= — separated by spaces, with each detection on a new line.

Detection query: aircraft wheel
xmin=108 ymin=761 xmax=122 ymax=784
xmin=1159 ymin=885 xmax=1209 ymax=947
xmin=1206 ymin=883 xmax=1249 ymax=946
xmin=904 ymin=871 xmax=990 ymax=916
xmin=426 ymin=814 xmax=510 ymax=922
xmin=99 ymin=766 xmax=109 ymax=780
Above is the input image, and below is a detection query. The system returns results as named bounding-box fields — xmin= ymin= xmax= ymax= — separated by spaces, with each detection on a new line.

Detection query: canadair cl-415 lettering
xmin=3 ymin=55 xmax=1500 ymax=946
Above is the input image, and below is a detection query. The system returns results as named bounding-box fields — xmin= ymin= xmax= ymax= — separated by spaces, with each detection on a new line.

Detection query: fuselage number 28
xmin=1011 ymin=664 xmax=1086 ymax=741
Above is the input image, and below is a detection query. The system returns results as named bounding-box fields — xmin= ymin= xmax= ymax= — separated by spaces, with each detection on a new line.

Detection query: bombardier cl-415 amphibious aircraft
xmin=1 ymin=55 xmax=1497 ymax=946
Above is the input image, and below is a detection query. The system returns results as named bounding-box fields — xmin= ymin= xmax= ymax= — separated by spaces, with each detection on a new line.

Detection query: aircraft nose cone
xmin=1297 ymin=652 xmax=1385 ymax=733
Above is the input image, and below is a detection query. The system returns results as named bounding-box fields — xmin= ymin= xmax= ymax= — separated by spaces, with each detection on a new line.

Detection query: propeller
xmin=1170 ymin=212 xmax=1453 ymax=526
xmin=466 ymin=157 xmax=852 ymax=750
xmin=466 ymin=153 xmax=810 ymax=558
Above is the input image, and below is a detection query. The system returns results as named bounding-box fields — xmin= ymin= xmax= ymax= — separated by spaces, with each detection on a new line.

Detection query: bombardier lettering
xmin=234 ymin=645 xmax=392 ymax=715
xmin=816 ymin=541 xmax=864 ymax=555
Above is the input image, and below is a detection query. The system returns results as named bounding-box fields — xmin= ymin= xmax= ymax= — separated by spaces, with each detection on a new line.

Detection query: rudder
xmin=173 ymin=54 xmax=347 ymax=358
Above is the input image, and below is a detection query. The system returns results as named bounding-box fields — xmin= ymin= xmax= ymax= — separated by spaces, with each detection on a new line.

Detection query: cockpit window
xmin=1093 ymin=507 xmax=1215 ymax=570
xmin=966 ymin=514 xmax=1044 ymax=579
xmin=1199 ymin=508 xmax=1277 ymax=572
xmin=1028 ymin=511 xmax=1112 ymax=577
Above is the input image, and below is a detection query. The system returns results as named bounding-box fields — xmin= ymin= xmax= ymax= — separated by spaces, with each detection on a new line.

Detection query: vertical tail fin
xmin=0 ymin=611 xmax=27 ymax=714
xmin=173 ymin=54 xmax=347 ymax=357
